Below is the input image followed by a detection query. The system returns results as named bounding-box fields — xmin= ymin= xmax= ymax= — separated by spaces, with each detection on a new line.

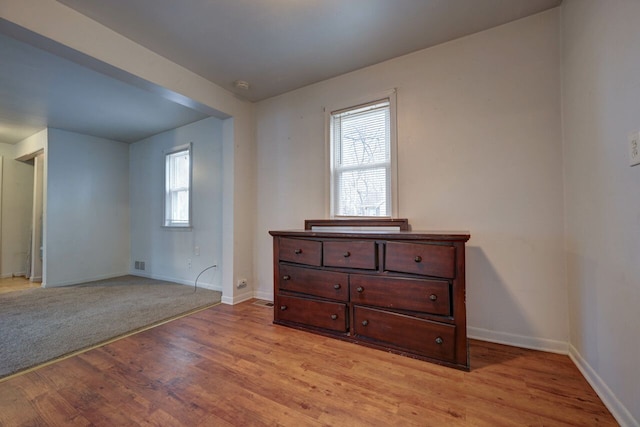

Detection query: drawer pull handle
xmin=429 ymin=294 xmax=437 ymax=301
xmin=331 ymin=314 xmax=338 ymax=320
xmin=280 ymin=305 xmax=287 ymax=311
xmin=356 ymin=286 xmax=364 ymax=293
xmin=414 ymin=256 xmax=422 ymax=263
xmin=435 ymin=337 xmax=443 ymax=345
xmin=361 ymin=320 xmax=369 ymax=326
xmin=283 ymin=275 xmax=291 ymax=280
xmin=343 ymin=251 xmax=351 ymax=258
xmin=333 ymin=284 xmax=341 ymax=290
xmin=294 ymin=249 xmax=302 ymax=254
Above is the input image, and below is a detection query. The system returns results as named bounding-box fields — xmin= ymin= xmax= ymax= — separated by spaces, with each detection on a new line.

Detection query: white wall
xmin=255 ymin=10 xmax=567 ymax=349
xmin=0 ymin=143 xmax=34 ymax=277
xmin=220 ymin=116 xmax=257 ymax=304
xmin=45 ymin=128 xmax=130 ymax=286
xmin=562 ymin=1 xmax=640 ymax=425
xmin=130 ymin=117 xmax=224 ymax=289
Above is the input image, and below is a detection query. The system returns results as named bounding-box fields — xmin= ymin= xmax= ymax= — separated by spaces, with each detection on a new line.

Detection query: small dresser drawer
xmin=352 ymin=306 xmax=455 ymax=361
xmin=279 ymin=264 xmax=349 ymax=301
xmin=277 ymin=295 xmax=347 ymax=332
xmin=385 ymin=241 xmax=455 ymax=278
xmin=350 ymin=275 xmax=451 ymax=316
xmin=279 ymin=238 xmax=322 ymax=266
xmin=323 ymin=241 xmax=376 ymax=270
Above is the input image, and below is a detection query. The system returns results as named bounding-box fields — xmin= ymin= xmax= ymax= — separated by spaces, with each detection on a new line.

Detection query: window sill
xmin=162 ymin=225 xmax=193 ymax=231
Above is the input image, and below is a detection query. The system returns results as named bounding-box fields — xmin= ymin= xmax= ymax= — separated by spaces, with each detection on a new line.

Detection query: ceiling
xmin=56 ymin=0 xmax=562 ymax=102
xmin=0 ymin=32 xmax=209 ymax=144
xmin=0 ymin=0 xmax=561 ymax=145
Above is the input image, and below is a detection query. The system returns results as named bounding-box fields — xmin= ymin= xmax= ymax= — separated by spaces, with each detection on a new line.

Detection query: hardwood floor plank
xmin=0 ymin=382 xmax=48 ymax=426
xmin=0 ymin=276 xmax=40 ymax=294
xmin=0 ymin=300 xmax=617 ymax=426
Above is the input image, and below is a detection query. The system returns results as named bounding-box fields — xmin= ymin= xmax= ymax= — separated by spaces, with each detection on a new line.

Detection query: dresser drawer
xmin=323 ymin=241 xmax=376 ymax=270
xmin=279 ymin=264 xmax=349 ymax=301
xmin=352 ymin=306 xmax=455 ymax=361
xmin=277 ymin=295 xmax=347 ymax=332
xmin=279 ymin=237 xmax=322 ymax=266
xmin=350 ymin=275 xmax=451 ymax=316
xmin=385 ymin=242 xmax=455 ymax=278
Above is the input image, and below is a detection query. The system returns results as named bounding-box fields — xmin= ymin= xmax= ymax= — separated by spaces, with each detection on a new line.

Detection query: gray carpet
xmin=0 ymin=275 xmax=222 ymax=379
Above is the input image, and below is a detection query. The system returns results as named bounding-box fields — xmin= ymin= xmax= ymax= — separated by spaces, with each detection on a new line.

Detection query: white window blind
xmin=164 ymin=144 xmax=192 ymax=227
xmin=331 ymin=99 xmax=391 ymax=217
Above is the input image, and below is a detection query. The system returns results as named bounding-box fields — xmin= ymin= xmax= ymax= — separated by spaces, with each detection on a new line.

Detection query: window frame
xmin=325 ymin=89 xmax=398 ymax=218
xmin=163 ymin=142 xmax=193 ymax=229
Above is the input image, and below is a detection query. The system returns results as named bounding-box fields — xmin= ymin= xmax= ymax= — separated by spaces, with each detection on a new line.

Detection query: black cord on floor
xmin=194 ymin=265 xmax=217 ymax=292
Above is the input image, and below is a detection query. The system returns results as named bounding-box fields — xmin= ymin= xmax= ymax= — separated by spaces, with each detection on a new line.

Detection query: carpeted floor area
xmin=0 ymin=275 xmax=222 ymax=379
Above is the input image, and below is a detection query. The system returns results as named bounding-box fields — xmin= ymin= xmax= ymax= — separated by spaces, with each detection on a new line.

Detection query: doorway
xmin=0 ymin=146 xmax=44 ymax=292
xmin=0 ymin=152 xmax=31 ymax=283
xmin=28 ymin=152 xmax=44 ymax=282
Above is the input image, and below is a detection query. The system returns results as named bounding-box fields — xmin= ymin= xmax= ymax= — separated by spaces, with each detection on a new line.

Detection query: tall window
xmin=330 ymin=97 xmax=395 ymax=217
xmin=164 ymin=144 xmax=192 ymax=227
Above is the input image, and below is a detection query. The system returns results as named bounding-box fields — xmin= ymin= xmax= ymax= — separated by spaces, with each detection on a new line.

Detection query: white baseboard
xmin=568 ymin=344 xmax=637 ymax=427
xmin=222 ymin=290 xmax=253 ymax=305
xmin=468 ymin=326 xmax=568 ymax=354
xmin=44 ymin=272 xmax=129 ymax=288
xmin=220 ymin=288 xmax=273 ymax=305
xmin=128 ymin=271 xmax=222 ymax=292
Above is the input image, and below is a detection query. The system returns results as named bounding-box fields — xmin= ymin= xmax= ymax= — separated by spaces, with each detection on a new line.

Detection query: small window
xmin=330 ymin=96 xmax=396 ymax=217
xmin=164 ymin=144 xmax=192 ymax=227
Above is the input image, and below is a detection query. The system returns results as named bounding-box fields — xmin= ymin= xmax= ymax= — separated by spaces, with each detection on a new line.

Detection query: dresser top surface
xmin=269 ymin=229 xmax=470 ymax=242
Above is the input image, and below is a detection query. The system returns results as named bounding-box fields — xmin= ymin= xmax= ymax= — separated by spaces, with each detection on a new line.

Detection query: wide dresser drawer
xmin=278 ymin=237 xmax=322 ymax=266
xmin=276 ymin=295 xmax=347 ymax=332
xmin=279 ymin=264 xmax=349 ymax=301
xmin=385 ymin=241 xmax=455 ymax=278
xmin=350 ymin=275 xmax=451 ymax=316
xmin=352 ymin=306 xmax=456 ymax=361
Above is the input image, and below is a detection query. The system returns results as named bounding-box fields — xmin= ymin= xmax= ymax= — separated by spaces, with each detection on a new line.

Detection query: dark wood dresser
xmin=269 ymin=219 xmax=471 ymax=370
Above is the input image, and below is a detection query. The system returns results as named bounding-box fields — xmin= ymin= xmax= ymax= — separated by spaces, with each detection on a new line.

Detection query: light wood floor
xmin=0 ymin=276 xmax=41 ymax=295
xmin=0 ymin=300 xmax=616 ymax=426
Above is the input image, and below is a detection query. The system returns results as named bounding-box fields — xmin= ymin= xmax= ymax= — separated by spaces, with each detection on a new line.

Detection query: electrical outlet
xmin=187 ymin=259 xmax=192 ymax=269
xmin=237 ymin=279 xmax=248 ymax=289
xmin=628 ymin=131 xmax=640 ymax=166
xmin=194 ymin=246 xmax=200 ymax=256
